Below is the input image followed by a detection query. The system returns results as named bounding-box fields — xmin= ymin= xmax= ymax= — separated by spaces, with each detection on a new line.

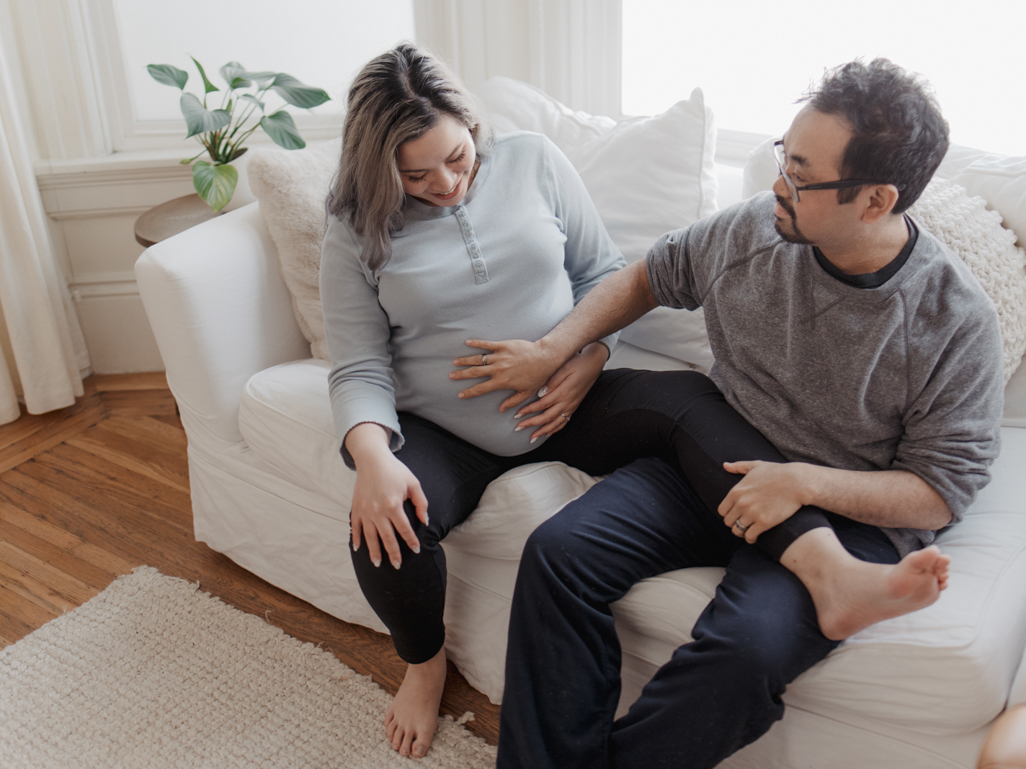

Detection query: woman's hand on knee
xmin=718 ymin=461 xmax=809 ymax=543
xmin=513 ymin=343 xmax=607 ymax=442
xmin=350 ymin=450 xmax=429 ymax=570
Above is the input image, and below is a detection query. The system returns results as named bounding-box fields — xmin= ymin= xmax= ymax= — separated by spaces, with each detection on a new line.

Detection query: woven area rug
xmin=0 ymin=567 xmax=497 ymax=768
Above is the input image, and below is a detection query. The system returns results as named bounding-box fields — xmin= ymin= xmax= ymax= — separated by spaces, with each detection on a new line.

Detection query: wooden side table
xmin=135 ymin=193 xmax=221 ymax=248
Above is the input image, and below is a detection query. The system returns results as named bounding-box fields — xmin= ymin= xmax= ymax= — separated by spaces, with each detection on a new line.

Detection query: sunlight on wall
xmin=622 ymin=0 xmax=1026 ymax=156
xmin=113 ymin=0 xmax=415 ymax=123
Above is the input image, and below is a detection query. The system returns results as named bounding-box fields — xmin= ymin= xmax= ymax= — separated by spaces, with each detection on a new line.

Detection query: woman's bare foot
xmin=782 ymin=529 xmax=951 ymax=641
xmin=385 ymin=647 xmax=447 ymax=758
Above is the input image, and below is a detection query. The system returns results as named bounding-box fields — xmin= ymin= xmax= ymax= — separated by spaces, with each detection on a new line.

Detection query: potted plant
xmin=147 ymin=58 xmax=331 ymax=211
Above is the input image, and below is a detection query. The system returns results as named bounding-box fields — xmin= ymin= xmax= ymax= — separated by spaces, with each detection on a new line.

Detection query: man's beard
xmin=774 ymin=195 xmax=814 ymax=245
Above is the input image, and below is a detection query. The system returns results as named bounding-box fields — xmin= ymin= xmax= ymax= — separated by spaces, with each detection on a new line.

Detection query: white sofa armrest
xmin=135 ymin=202 xmax=309 ymax=446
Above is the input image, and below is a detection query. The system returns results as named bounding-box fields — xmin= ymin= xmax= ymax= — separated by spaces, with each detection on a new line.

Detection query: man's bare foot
xmin=782 ymin=529 xmax=950 ymax=641
xmin=385 ymin=647 xmax=447 ymax=758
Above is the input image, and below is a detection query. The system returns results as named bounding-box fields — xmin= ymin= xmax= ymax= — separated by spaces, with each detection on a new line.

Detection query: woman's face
xmin=397 ymin=114 xmax=477 ymax=207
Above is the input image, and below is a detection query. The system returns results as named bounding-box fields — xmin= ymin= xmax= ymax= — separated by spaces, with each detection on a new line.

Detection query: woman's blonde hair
xmin=327 ymin=43 xmax=490 ymax=270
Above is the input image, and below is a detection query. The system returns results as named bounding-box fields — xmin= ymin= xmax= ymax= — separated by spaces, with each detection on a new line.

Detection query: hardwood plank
xmin=0 ymin=394 xmax=107 ymax=473
xmin=0 ymin=467 xmax=196 ymax=572
xmin=99 ymin=388 xmax=177 ymax=418
xmin=0 ymin=541 xmax=100 ymax=606
xmin=0 ymin=503 xmax=138 ymax=577
xmin=0 ymin=583 xmax=43 ymax=643
xmin=28 ymin=444 xmax=193 ymax=532
xmin=100 ymin=414 xmax=189 ymax=455
xmin=1 ymin=501 xmax=84 ymax=551
xmin=0 ymin=515 xmax=117 ymax=590
xmin=66 ymin=422 xmax=190 ymax=495
xmin=0 ymin=559 xmax=71 ymax=615
xmin=71 ymin=542 xmax=141 ymax=577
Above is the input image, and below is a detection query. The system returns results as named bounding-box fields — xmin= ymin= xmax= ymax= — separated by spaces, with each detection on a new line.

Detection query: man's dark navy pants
xmin=497 ymin=456 xmax=899 ymax=769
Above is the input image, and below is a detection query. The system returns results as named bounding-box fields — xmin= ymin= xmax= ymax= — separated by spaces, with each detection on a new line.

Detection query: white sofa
xmin=135 ymin=78 xmax=1026 ymax=768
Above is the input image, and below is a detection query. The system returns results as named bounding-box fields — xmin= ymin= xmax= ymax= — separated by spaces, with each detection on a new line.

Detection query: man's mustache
xmin=776 ymin=195 xmax=796 ymax=218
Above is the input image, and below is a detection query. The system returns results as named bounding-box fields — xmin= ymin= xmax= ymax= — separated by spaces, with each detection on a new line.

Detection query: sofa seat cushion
xmin=239 ymin=358 xmax=608 ymax=554
xmin=239 ymin=358 xmax=355 ymax=511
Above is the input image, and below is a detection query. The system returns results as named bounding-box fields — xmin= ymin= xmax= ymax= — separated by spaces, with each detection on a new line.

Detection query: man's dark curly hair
xmin=801 ymin=58 xmax=949 ymax=213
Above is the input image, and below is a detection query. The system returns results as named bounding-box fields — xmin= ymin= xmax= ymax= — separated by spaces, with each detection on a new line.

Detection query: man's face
xmin=772 ymin=106 xmax=855 ymax=247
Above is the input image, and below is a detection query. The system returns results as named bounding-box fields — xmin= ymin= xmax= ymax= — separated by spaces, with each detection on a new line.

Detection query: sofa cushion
xmin=239 ymin=358 xmax=355 ymax=504
xmin=247 ymin=141 xmax=339 ymax=361
xmin=477 ymin=76 xmax=718 ymax=371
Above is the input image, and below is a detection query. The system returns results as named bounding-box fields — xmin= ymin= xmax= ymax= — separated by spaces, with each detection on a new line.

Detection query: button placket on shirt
xmin=454 ymin=205 xmax=489 ymax=284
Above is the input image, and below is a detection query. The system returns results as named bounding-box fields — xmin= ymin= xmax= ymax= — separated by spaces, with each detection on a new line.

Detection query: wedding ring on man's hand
xmin=481 ymin=354 xmax=488 ymax=366
xmin=561 ymin=412 xmax=571 ymax=423
xmin=733 ymin=521 xmax=749 ymax=533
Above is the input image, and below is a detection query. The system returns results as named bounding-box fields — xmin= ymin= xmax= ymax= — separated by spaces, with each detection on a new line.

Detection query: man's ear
xmin=861 ymin=184 xmax=901 ymax=223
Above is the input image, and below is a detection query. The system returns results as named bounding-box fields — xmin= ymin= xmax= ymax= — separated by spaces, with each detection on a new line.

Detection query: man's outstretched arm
xmin=450 ymin=259 xmax=658 ymax=409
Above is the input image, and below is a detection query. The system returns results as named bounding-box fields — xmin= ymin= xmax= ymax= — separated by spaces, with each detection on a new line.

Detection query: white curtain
xmin=0 ymin=36 xmax=89 ymax=426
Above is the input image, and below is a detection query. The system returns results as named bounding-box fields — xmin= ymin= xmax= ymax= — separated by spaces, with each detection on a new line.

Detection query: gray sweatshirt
xmin=647 ymin=192 xmax=1004 ymax=556
xmin=321 ymin=132 xmax=624 ymax=465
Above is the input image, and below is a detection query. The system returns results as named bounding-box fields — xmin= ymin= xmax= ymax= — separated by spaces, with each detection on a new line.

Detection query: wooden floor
xmin=0 ymin=373 xmax=500 ymax=745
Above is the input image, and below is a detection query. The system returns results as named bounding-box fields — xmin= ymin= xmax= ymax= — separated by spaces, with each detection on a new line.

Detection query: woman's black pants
xmin=348 ymin=368 xmax=832 ymax=663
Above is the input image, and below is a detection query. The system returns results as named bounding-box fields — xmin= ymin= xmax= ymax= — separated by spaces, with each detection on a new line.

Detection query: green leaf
xmin=243 ymin=69 xmax=277 ymax=83
xmin=239 ymin=93 xmax=266 ymax=112
xmin=147 ymin=64 xmax=188 ymax=90
xmin=260 ymin=110 xmax=305 ymax=150
xmin=219 ymin=61 xmax=250 ymax=90
xmin=192 ymin=161 xmax=238 ymax=212
xmin=269 ymin=73 xmax=331 ymax=109
xmin=191 ymin=56 xmax=219 ymax=94
xmin=180 ymin=93 xmax=231 ymax=138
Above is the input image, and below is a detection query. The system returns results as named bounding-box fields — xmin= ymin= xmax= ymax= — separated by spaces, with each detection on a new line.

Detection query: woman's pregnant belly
xmin=389 ymin=301 xmax=573 ymax=456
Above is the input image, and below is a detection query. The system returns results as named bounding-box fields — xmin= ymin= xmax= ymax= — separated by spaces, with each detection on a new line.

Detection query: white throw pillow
xmin=951 ymin=155 xmax=1026 ymax=249
xmin=741 ymin=136 xmax=779 ymax=200
xmin=247 ymin=140 xmax=340 ymax=360
xmin=477 ymin=76 xmax=718 ymax=370
xmin=909 ymin=177 xmax=1026 ymax=384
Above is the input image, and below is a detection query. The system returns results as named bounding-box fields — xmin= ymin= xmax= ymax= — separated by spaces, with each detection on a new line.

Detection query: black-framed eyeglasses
xmin=773 ymin=141 xmax=903 ymax=203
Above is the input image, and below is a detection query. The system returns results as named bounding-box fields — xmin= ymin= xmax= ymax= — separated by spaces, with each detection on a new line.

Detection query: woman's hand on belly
xmin=450 ymin=337 xmax=563 ymax=412
xmin=511 ymin=342 xmax=608 ymax=442
xmin=346 ymin=423 xmax=429 ymax=570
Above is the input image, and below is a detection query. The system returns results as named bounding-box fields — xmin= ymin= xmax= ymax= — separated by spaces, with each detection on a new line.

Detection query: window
xmin=622 ymin=0 xmax=1026 ymax=157
xmin=99 ymin=0 xmax=415 ymax=151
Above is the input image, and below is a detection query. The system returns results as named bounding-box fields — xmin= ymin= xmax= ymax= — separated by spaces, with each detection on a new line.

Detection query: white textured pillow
xmin=909 ymin=177 xmax=1026 ymax=384
xmin=477 ymin=76 xmax=718 ymax=370
xmin=247 ymin=140 xmax=340 ymax=361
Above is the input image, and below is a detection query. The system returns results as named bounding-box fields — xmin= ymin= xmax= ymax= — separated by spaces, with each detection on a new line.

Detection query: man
xmin=465 ymin=59 xmax=1004 ymax=767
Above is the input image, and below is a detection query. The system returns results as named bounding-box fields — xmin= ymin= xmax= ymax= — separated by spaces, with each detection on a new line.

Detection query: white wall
xmin=13 ymin=0 xmax=622 ymax=373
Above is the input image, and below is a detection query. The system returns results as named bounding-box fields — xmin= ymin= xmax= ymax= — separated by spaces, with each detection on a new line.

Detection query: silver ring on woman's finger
xmin=561 ymin=412 xmax=571 ymax=423
xmin=733 ymin=521 xmax=749 ymax=533
xmin=481 ymin=354 xmax=488 ymax=366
